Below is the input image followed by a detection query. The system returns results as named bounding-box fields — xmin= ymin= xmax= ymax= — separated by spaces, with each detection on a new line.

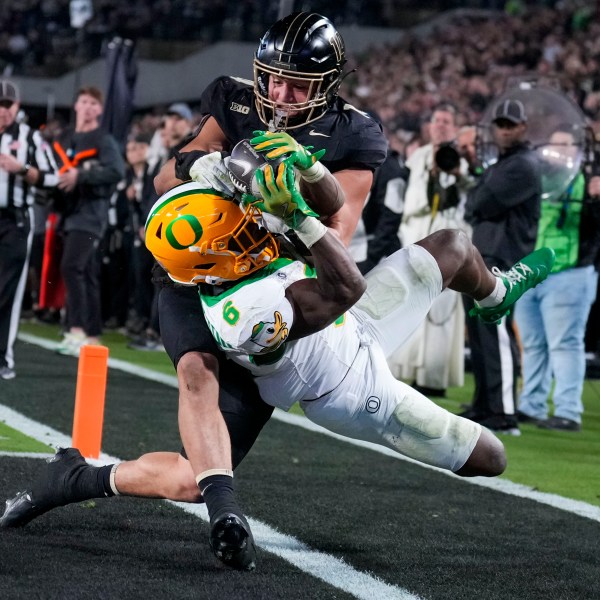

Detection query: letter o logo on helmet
xmin=165 ymin=214 xmax=203 ymax=250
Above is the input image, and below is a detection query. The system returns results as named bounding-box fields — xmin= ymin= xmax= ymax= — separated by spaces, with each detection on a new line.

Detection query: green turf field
xmin=18 ymin=320 xmax=600 ymax=507
xmin=0 ymin=421 xmax=53 ymax=453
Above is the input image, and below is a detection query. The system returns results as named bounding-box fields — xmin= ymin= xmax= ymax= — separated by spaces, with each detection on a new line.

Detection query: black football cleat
xmin=209 ymin=512 xmax=257 ymax=571
xmin=0 ymin=491 xmax=46 ymax=528
xmin=0 ymin=447 xmax=88 ymax=528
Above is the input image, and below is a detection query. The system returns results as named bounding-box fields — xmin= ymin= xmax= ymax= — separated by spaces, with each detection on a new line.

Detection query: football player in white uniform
xmin=145 ymin=155 xmax=555 ymax=476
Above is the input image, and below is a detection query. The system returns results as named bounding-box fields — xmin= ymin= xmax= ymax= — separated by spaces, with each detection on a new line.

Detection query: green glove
xmin=250 ymin=130 xmax=326 ymax=171
xmin=250 ymin=161 xmax=318 ymax=228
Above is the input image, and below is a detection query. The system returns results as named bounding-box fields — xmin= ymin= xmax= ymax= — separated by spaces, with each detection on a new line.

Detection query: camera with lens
xmin=434 ymin=142 xmax=461 ymax=173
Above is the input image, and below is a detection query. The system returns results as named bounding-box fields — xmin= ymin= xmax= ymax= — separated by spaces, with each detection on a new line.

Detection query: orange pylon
xmin=72 ymin=345 xmax=109 ymax=459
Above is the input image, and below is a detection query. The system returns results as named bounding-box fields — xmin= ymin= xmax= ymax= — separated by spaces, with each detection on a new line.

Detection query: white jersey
xmin=200 ymin=258 xmax=361 ymax=410
xmin=201 ymin=245 xmax=481 ymax=473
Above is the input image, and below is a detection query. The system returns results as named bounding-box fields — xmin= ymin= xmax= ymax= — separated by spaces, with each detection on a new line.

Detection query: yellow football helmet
xmin=145 ymin=183 xmax=279 ymax=285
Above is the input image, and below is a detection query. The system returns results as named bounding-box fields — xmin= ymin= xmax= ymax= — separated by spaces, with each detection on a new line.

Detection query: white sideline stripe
xmin=17 ymin=333 xmax=179 ymax=387
xmin=0 ymin=451 xmax=54 ymax=459
xmin=274 ymin=412 xmax=600 ymax=523
xmin=0 ymin=402 xmax=418 ymax=600
xmin=173 ymin=502 xmax=420 ymax=600
xmin=17 ymin=331 xmax=600 ymax=525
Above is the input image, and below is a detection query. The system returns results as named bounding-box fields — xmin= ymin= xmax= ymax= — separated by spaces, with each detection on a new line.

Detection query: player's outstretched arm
xmin=250 ymin=161 xmax=366 ymax=340
xmin=285 ymin=221 xmax=366 ymax=340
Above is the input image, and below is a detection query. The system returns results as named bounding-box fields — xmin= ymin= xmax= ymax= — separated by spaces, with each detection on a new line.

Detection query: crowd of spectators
xmin=0 ymin=1 xmax=585 ymax=77
xmin=0 ymin=0 xmax=408 ymax=76
xmin=343 ymin=4 xmax=600 ymax=154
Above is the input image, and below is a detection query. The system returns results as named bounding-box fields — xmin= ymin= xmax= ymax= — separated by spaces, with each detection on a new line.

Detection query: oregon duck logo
xmin=250 ymin=311 xmax=289 ymax=352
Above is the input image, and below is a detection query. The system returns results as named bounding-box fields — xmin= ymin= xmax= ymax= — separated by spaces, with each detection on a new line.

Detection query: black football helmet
xmin=254 ymin=12 xmax=346 ymax=130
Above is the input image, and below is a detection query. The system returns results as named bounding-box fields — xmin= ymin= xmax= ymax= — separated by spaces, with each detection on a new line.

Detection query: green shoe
xmin=469 ymin=247 xmax=555 ymax=324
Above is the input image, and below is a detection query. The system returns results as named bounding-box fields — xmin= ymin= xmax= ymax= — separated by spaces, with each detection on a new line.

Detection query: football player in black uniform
xmin=0 ymin=13 xmax=387 ymax=572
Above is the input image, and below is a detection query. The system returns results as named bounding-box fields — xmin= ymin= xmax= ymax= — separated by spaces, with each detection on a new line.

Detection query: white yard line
xmin=15 ymin=332 xmax=600 ymax=526
xmin=0 ymin=401 xmax=419 ymax=600
xmin=275 ymin=411 xmax=600 ymax=523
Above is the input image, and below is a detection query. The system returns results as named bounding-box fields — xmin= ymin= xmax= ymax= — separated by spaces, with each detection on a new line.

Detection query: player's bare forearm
xmin=154 ymin=157 xmax=178 ymax=195
xmin=285 ymin=229 xmax=366 ymax=340
xmin=299 ymin=168 xmax=344 ymax=218
xmin=321 ymin=169 xmax=373 ymax=247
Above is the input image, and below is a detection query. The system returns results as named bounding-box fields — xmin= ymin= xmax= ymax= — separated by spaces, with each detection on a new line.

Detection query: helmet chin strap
xmin=270 ymin=109 xmax=289 ymax=131
xmin=270 ymin=107 xmax=314 ymax=132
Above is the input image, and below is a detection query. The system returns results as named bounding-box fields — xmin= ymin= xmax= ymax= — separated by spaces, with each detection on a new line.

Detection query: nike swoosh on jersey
xmin=229 ymin=158 xmax=252 ymax=176
xmin=308 ymin=130 xmax=330 ymax=137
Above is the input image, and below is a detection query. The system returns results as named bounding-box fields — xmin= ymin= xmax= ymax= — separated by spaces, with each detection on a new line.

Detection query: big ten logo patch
xmin=230 ymin=102 xmax=250 ymax=114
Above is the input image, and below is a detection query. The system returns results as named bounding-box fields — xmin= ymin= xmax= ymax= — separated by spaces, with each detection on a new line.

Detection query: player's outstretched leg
xmin=468 ymin=247 xmax=555 ymax=324
xmin=0 ymin=447 xmax=115 ymax=528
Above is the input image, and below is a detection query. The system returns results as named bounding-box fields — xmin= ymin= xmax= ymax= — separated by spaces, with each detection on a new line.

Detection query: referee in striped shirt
xmin=0 ymin=79 xmax=58 ymax=380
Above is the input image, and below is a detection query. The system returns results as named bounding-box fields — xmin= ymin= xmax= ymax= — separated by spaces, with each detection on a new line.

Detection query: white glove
xmin=189 ymin=151 xmax=237 ymax=196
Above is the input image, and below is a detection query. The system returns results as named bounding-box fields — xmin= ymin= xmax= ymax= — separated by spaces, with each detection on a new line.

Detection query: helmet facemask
xmin=254 ymin=59 xmax=342 ymax=130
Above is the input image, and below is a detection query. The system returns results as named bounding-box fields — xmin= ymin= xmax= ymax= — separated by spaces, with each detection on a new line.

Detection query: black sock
xmin=68 ymin=463 xmax=116 ymax=502
xmin=30 ymin=449 xmax=117 ymax=508
xmin=198 ymin=474 xmax=240 ymax=523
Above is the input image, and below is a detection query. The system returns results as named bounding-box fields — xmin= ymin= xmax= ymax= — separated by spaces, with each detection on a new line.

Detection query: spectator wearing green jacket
xmin=516 ymin=127 xmax=600 ymax=431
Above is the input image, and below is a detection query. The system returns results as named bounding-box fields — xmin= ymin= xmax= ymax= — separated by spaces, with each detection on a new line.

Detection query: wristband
xmin=174 ymin=149 xmax=207 ymax=181
xmin=300 ymin=161 xmax=326 ymax=183
xmin=294 ymin=216 xmax=327 ymax=248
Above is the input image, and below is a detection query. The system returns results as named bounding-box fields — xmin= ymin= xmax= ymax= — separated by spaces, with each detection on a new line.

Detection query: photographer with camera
xmin=388 ymin=102 xmax=474 ymax=397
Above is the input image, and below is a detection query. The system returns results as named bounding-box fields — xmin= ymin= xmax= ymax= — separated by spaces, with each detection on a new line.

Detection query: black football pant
xmin=0 ymin=208 xmax=32 ymax=369
xmin=463 ymin=295 xmax=520 ymax=417
xmin=61 ymin=230 xmax=102 ymax=337
xmin=159 ymin=285 xmax=274 ymax=469
xmin=132 ymin=239 xmax=160 ymax=333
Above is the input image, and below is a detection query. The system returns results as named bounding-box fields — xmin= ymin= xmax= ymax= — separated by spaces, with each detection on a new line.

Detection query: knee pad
xmin=380 ymin=385 xmax=480 ymax=471
xmin=388 ymin=389 xmax=450 ymax=441
xmin=356 ymin=245 xmax=441 ymax=320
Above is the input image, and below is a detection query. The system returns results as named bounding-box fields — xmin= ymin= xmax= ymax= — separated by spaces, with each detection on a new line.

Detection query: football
xmin=225 ymin=139 xmax=284 ymax=197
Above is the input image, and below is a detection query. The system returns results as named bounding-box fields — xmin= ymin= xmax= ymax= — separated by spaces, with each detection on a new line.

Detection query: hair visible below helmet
xmin=145 ymin=183 xmax=279 ymax=285
xmin=254 ymin=12 xmax=346 ymax=130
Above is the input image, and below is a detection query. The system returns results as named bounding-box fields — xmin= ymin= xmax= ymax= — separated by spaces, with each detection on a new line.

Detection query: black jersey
xmin=162 ymin=76 xmax=388 ymax=469
xmin=199 ymin=76 xmax=388 ymax=173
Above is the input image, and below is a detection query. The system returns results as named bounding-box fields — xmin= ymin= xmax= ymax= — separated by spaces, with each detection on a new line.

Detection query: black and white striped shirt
xmin=0 ymin=120 xmax=58 ymax=209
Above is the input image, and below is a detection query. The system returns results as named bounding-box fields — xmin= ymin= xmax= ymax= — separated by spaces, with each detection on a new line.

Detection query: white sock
xmin=476 ymin=277 xmax=507 ymax=307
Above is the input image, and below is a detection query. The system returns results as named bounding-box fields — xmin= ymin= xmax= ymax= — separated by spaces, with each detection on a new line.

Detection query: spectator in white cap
xmin=163 ymin=103 xmax=193 ymax=148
